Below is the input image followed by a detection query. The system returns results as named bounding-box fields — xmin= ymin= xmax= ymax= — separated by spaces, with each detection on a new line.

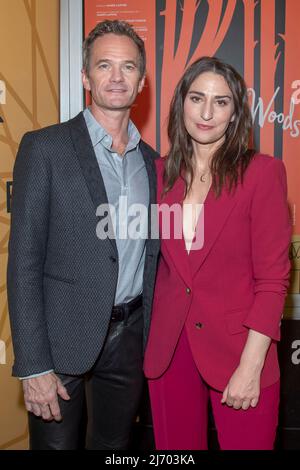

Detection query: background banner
xmin=84 ymin=0 xmax=300 ymax=448
xmin=84 ymin=0 xmax=300 ymax=317
xmin=0 ymin=0 xmax=59 ymax=449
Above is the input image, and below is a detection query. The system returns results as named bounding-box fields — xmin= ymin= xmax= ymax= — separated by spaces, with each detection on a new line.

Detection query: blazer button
xmin=195 ymin=322 xmax=202 ymax=329
xmin=186 ymin=287 xmax=191 ymax=294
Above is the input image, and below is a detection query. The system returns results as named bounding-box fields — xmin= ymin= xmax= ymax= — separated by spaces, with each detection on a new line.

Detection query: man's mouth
xmin=106 ymin=88 xmax=127 ymax=93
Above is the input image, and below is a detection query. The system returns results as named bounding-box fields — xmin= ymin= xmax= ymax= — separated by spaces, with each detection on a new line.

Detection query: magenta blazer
xmin=144 ymin=154 xmax=291 ymax=391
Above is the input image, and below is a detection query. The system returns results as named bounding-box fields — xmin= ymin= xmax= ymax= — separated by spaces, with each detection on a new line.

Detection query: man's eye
xmin=99 ymin=63 xmax=109 ymax=69
xmin=124 ymin=64 xmax=135 ymax=71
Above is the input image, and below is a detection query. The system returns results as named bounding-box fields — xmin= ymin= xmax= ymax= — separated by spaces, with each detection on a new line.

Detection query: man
xmin=7 ymin=20 xmax=159 ymax=450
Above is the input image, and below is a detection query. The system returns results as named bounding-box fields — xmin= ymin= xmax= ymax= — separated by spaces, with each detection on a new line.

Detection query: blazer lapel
xmin=160 ymin=177 xmax=192 ymax=287
xmin=68 ymin=112 xmax=118 ymax=255
xmin=140 ymin=141 xmax=160 ymax=255
xmin=188 ymin=185 xmax=238 ymax=278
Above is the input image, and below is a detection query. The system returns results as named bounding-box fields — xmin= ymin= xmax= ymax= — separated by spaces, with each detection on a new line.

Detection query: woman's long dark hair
xmin=164 ymin=56 xmax=255 ymax=197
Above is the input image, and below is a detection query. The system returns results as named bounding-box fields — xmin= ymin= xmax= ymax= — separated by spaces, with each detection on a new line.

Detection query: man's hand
xmin=22 ymin=372 xmax=70 ymax=421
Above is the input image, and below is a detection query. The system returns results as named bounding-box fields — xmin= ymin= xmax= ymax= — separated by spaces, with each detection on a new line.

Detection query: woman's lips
xmin=196 ymin=124 xmax=214 ymax=130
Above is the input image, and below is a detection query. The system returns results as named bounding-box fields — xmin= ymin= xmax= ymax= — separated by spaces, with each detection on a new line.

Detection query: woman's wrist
xmin=239 ymin=353 xmax=265 ymax=374
xmin=239 ymin=329 xmax=272 ymax=372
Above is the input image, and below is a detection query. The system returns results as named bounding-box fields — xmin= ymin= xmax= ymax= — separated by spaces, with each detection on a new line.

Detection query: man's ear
xmin=138 ymin=75 xmax=146 ymax=94
xmin=82 ymin=69 xmax=91 ymax=91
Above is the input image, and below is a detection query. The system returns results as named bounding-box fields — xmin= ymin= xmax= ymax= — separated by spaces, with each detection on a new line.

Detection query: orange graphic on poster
xmin=84 ymin=0 xmax=300 ymax=316
xmin=159 ymin=0 xmax=236 ymax=155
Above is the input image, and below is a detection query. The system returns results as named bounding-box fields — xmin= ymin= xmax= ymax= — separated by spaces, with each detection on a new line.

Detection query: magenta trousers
xmin=148 ymin=328 xmax=280 ymax=450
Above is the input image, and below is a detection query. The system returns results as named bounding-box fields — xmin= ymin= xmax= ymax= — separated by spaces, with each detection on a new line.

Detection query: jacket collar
xmin=68 ymin=112 xmax=158 ymax=254
xmin=159 ymin=175 xmax=238 ymax=284
xmin=68 ymin=112 xmax=118 ymax=254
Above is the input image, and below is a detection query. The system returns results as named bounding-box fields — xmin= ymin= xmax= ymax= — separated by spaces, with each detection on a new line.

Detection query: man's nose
xmin=110 ymin=65 xmax=124 ymax=82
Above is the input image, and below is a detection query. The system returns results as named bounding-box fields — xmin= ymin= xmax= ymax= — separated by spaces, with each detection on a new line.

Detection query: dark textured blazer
xmin=7 ymin=112 xmax=160 ymax=377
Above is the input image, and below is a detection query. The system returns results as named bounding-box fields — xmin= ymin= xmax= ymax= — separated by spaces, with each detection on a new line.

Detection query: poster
xmin=85 ymin=0 xmax=300 ymax=319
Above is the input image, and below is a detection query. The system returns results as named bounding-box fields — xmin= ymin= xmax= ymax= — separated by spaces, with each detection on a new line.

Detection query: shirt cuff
xmin=19 ymin=369 xmax=54 ymax=380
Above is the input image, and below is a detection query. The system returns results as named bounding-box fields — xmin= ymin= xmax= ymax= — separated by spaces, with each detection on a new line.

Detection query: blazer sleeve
xmin=243 ymin=157 xmax=292 ymax=341
xmin=7 ymin=132 xmax=54 ymax=376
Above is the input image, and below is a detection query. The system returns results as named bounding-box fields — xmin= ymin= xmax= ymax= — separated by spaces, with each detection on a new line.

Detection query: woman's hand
xmin=221 ymin=329 xmax=272 ymax=410
xmin=221 ymin=363 xmax=261 ymax=410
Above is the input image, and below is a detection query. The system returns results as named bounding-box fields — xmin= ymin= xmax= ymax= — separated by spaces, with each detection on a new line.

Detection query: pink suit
xmin=144 ymin=154 xmax=291 ymax=450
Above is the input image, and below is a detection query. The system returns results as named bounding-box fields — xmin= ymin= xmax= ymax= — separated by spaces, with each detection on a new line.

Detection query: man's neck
xmin=89 ymin=105 xmax=131 ymax=155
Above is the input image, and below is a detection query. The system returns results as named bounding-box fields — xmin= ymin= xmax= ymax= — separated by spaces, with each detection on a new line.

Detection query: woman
xmin=144 ymin=57 xmax=291 ymax=450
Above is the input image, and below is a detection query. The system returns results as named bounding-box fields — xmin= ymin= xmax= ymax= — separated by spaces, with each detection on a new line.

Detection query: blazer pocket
xmin=225 ymin=309 xmax=248 ymax=335
xmin=43 ymin=272 xmax=75 ymax=285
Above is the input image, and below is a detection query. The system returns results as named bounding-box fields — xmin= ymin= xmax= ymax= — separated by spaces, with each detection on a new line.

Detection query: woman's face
xmin=183 ymin=71 xmax=235 ymax=151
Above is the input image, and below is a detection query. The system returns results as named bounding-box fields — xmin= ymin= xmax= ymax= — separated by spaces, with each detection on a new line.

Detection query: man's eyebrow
xmin=122 ymin=60 xmax=138 ymax=66
xmin=187 ymin=90 xmax=232 ymax=99
xmin=95 ymin=59 xmax=138 ymax=65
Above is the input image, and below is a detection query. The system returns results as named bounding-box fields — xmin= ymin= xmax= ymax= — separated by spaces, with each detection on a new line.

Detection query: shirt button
xmin=195 ymin=322 xmax=202 ymax=329
xmin=186 ymin=287 xmax=191 ymax=295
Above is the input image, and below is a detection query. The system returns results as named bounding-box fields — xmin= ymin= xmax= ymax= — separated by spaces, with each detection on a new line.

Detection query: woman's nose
xmin=201 ymin=101 xmax=213 ymax=121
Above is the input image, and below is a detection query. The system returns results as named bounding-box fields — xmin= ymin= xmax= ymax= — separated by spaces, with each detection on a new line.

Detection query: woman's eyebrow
xmin=187 ymin=90 xmax=232 ymax=99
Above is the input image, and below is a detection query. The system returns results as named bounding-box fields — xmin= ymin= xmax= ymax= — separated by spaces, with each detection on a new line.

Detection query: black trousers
xmin=28 ymin=305 xmax=144 ymax=450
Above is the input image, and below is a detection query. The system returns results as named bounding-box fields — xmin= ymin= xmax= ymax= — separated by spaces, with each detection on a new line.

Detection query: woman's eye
xmin=190 ymin=96 xmax=201 ymax=103
xmin=216 ymin=100 xmax=228 ymax=106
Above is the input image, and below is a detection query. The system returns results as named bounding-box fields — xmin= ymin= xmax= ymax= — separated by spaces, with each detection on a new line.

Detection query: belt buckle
xmin=112 ymin=305 xmax=125 ymax=322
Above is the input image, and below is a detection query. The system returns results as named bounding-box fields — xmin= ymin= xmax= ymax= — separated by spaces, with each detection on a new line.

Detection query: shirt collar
xmin=83 ymin=107 xmax=141 ymax=153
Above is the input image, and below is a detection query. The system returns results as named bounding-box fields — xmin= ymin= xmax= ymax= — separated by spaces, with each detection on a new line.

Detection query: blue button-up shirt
xmin=84 ymin=107 xmax=149 ymax=304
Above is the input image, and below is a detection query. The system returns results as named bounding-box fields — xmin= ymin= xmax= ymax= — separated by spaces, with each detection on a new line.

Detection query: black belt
xmin=111 ymin=294 xmax=143 ymax=322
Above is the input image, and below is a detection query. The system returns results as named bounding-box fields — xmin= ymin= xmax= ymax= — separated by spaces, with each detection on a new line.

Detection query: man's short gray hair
xmin=83 ymin=19 xmax=146 ymax=77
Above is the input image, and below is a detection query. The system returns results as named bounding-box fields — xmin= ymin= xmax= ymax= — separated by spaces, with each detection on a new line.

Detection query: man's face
xmin=82 ymin=34 xmax=145 ymax=112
